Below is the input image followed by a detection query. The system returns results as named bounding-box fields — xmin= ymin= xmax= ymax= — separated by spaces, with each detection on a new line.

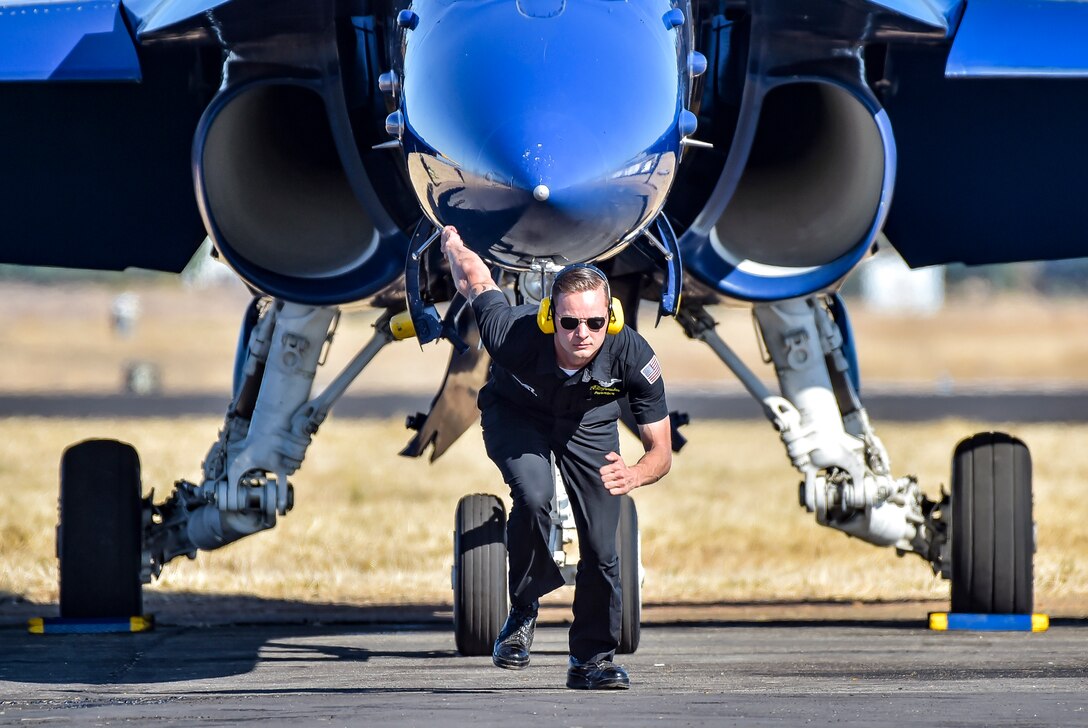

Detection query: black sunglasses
xmin=558 ymin=316 xmax=607 ymax=332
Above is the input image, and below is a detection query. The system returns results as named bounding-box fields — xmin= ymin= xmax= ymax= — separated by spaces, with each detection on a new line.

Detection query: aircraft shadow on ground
xmin=0 ymin=592 xmax=456 ymax=686
xmin=2 ymin=592 xmax=1085 ymax=686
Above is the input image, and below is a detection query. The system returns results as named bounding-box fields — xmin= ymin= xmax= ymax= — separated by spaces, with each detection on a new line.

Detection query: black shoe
xmin=566 ymin=656 xmax=630 ymax=690
xmin=492 ymin=602 xmax=538 ymax=670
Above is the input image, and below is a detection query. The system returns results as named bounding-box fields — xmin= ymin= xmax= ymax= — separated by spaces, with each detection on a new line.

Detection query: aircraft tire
xmin=950 ymin=432 xmax=1033 ymax=614
xmin=616 ymin=494 xmax=641 ymax=654
xmin=453 ymin=493 xmax=507 ymax=656
xmin=58 ymin=439 xmax=143 ymax=619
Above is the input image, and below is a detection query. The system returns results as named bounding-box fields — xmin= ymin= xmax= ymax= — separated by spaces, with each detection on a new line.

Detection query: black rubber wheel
xmin=616 ymin=494 xmax=641 ymax=654
xmin=453 ymin=493 xmax=508 ymax=656
xmin=58 ymin=439 xmax=144 ymax=618
xmin=950 ymin=432 xmax=1033 ymax=614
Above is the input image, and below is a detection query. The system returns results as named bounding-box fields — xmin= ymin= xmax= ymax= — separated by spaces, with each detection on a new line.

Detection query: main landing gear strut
xmin=676 ymin=295 xmax=1034 ymax=614
xmin=55 ymin=298 xmax=405 ymax=618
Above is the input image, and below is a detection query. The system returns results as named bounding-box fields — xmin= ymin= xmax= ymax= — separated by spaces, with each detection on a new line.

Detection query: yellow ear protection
xmin=537 ymin=264 xmax=624 ymax=335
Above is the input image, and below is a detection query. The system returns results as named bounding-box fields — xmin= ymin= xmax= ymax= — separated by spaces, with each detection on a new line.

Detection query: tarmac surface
xmin=1 ymin=600 xmax=1085 ymax=726
xmin=2 ymin=387 xmax=1085 ymax=724
xmin=2 ymin=386 xmax=1088 ymax=422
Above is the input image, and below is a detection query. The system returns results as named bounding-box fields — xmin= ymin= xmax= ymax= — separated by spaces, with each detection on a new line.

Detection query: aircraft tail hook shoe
xmin=492 ymin=601 xmax=538 ymax=670
xmin=566 ymin=657 xmax=630 ymax=690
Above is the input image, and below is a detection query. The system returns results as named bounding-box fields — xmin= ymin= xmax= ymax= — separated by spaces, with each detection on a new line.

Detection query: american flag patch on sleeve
xmin=640 ymin=355 xmax=661 ymax=385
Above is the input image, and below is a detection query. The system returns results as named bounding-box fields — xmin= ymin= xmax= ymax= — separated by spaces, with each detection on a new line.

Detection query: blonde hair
xmin=552 ymin=264 xmax=609 ymax=300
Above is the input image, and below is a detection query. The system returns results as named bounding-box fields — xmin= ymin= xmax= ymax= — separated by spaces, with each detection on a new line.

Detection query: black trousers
xmin=481 ymin=402 xmax=622 ymax=663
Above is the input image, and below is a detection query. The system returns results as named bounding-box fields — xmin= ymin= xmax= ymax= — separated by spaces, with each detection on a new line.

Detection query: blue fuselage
xmin=396 ymin=0 xmax=692 ymax=269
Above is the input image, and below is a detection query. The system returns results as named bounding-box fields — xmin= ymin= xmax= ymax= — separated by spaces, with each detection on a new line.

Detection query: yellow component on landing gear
xmin=389 ymin=311 xmax=417 ymax=340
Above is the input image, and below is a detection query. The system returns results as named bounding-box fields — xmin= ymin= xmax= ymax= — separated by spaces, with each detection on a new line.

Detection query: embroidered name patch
xmin=590 ymin=384 xmax=621 ymax=396
xmin=640 ymin=355 xmax=661 ymax=385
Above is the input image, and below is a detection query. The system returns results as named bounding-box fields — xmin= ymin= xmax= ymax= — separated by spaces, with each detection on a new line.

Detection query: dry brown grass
xmin=1 ymin=281 xmax=1085 ymax=615
xmin=2 ymin=417 xmax=1086 ymax=615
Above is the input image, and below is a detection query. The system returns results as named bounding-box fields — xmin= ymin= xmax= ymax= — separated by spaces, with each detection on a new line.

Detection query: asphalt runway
xmin=1 ymin=608 xmax=1086 ymax=726
xmin=2 ymin=387 xmax=1087 ymax=422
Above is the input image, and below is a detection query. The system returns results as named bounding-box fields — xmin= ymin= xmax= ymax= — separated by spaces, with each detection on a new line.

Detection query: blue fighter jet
xmin=1 ymin=0 xmax=1084 ymax=649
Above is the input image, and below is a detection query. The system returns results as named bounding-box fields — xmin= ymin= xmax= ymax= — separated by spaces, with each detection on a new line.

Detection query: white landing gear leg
xmin=756 ymin=298 xmax=1037 ymax=612
xmin=139 ymin=300 xmax=398 ymax=581
xmin=677 ymin=298 xmax=946 ymax=572
xmin=752 ymin=297 xmax=938 ymax=555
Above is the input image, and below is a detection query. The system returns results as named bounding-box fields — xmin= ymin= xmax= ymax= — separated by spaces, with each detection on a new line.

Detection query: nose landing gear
xmin=452 ymin=488 xmax=643 ymax=656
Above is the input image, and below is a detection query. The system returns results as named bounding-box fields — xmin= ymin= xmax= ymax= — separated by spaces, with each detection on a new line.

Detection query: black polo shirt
xmin=471 ymin=289 xmax=668 ymax=427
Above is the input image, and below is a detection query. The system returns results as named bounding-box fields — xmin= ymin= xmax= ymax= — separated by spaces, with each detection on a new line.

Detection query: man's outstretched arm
xmin=442 ymin=226 xmax=499 ymax=301
xmin=443 ymin=225 xmax=532 ymax=369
